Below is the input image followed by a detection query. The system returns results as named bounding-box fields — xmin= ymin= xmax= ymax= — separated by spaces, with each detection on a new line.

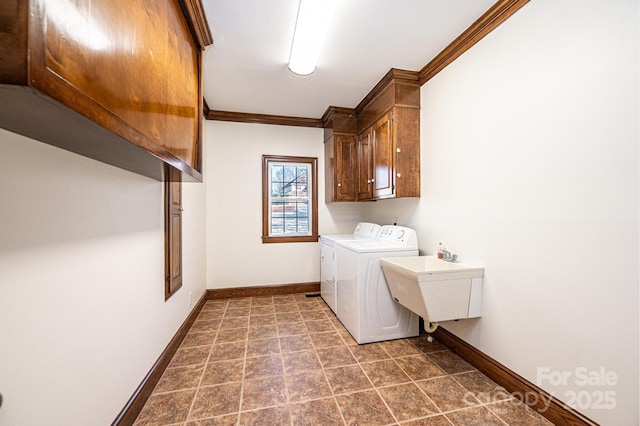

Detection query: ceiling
xmin=201 ymin=0 xmax=496 ymax=119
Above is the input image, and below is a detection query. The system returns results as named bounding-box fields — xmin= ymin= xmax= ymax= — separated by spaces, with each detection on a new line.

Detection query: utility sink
xmin=380 ymin=256 xmax=484 ymax=324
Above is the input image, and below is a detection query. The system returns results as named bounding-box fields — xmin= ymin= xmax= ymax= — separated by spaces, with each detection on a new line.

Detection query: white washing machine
xmin=335 ymin=225 xmax=419 ymax=344
xmin=319 ymin=222 xmax=380 ymax=313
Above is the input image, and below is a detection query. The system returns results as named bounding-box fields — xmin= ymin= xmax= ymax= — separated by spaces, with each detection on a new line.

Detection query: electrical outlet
xmin=188 ymin=292 xmax=193 ymax=308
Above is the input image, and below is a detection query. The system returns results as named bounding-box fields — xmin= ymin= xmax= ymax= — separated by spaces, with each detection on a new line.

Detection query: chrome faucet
xmin=441 ymin=249 xmax=458 ymax=262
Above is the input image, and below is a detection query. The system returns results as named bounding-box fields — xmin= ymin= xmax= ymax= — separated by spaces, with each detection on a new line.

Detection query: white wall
xmin=205 ymin=121 xmax=362 ymax=288
xmin=365 ymin=0 xmax=639 ymax=424
xmin=0 ymin=129 xmax=207 ymax=425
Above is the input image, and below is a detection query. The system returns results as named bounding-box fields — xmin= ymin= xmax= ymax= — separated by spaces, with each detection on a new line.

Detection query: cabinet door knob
xmin=396 ymin=147 xmax=401 ymax=153
xmin=367 ymin=179 xmax=371 ymax=184
xmin=337 ymin=183 xmax=342 ymax=187
xmin=397 ymin=173 xmax=401 ymax=178
xmin=371 ymin=178 xmax=375 ymax=183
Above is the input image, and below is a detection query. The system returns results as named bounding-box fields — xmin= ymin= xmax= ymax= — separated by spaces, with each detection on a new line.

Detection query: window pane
xmin=271 ymin=165 xmax=284 ymax=183
xmin=297 ymin=202 xmax=308 ymax=218
xmin=284 ymin=202 xmax=297 ymax=217
xmin=271 ymin=202 xmax=284 ymax=218
xmin=296 ymin=167 xmax=307 ymax=184
xmin=271 ymin=218 xmax=284 ymax=234
xmin=283 ymin=166 xmax=296 ymax=182
xmin=271 ymin=183 xmax=283 ymax=197
xmin=297 ymin=217 xmax=309 ymax=233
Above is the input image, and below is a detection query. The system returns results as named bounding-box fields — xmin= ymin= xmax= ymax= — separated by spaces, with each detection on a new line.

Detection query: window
xmin=262 ymin=155 xmax=318 ymax=243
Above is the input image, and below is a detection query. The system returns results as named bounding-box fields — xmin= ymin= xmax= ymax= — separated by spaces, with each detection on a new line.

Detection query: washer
xmin=335 ymin=225 xmax=419 ymax=344
xmin=319 ymin=222 xmax=380 ymax=313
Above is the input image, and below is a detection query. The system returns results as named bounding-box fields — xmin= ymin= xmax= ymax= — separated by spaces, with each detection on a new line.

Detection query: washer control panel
xmin=376 ymin=225 xmax=418 ymax=247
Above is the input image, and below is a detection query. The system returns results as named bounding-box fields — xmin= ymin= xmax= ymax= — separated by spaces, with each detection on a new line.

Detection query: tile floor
xmin=134 ymin=293 xmax=553 ymax=425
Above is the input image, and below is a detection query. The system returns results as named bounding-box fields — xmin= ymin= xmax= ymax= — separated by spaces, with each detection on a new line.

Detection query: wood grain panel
xmin=38 ymin=0 xmax=200 ymax=168
xmin=419 ymin=0 xmax=531 ymax=84
xmin=433 ymin=327 xmax=599 ymax=426
xmin=0 ymin=0 xmax=28 ymax=84
xmin=393 ymin=107 xmax=420 ymax=198
xmin=0 ymin=0 xmax=210 ymax=181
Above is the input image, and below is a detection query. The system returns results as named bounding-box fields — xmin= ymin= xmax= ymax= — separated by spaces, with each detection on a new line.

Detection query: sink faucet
xmin=440 ymin=249 xmax=458 ymax=262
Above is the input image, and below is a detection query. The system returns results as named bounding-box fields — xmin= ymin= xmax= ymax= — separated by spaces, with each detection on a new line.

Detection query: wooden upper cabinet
xmin=355 ymin=69 xmax=421 ymax=201
xmin=356 ymin=131 xmax=373 ymax=200
xmin=371 ymin=113 xmax=394 ymax=199
xmin=322 ymin=107 xmax=357 ymax=202
xmin=0 ymin=0 xmax=212 ymax=181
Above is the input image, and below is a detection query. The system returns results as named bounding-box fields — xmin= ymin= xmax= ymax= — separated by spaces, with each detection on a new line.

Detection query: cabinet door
xmin=165 ymin=166 xmax=183 ymax=299
xmin=372 ymin=112 xmax=394 ymax=198
xmin=335 ymin=135 xmax=356 ymax=201
xmin=356 ymin=131 xmax=373 ymax=200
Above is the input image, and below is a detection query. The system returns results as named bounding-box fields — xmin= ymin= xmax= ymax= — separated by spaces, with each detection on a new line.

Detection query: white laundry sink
xmin=380 ymin=256 xmax=484 ymax=324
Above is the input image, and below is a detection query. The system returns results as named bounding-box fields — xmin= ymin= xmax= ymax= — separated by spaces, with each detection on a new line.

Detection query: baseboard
xmin=112 ymin=291 xmax=208 ymax=426
xmin=432 ymin=327 xmax=599 ymax=426
xmin=207 ymin=282 xmax=320 ymax=299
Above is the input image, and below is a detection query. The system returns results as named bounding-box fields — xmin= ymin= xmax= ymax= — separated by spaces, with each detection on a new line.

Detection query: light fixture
xmin=288 ymin=0 xmax=338 ymax=76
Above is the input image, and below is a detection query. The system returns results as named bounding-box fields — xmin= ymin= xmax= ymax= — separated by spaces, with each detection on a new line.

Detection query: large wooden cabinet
xmin=322 ymin=107 xmax=357 ymax=202
xmin=0 ymin=0 xmax=212 ymax=181
xmin=325 ymin=69 xmax=420 ymax=202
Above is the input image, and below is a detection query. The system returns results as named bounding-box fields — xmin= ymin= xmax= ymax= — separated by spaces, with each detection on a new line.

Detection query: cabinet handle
xmin=367 ymin=179 xmax=371 ymax=184
xmin=397 ymin=173 xmax=401 ymax=178
xmin=396 ymin=147 xmax=401 ymax=153
xmin=371 ymin=178 xmax=375 ymax=183
xmin=337 ymin=183 xmax=342 ymax=187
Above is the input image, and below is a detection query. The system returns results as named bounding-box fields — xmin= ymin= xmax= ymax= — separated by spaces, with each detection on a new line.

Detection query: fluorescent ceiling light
xmin=288 ymin=0 xmax=338 ymax=76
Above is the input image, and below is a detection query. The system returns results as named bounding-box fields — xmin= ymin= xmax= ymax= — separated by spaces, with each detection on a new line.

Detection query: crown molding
xmin=207 ymin=110 xmax=323 ymax=128
xmin=419 ymin=0 xmax=530 ymax=84
xmin=178 ymin=0 xmax=213 ymax=49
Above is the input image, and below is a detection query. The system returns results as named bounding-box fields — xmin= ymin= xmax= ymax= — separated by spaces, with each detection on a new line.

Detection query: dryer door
xmin=320 ymin=242 xmax=336 ymax=312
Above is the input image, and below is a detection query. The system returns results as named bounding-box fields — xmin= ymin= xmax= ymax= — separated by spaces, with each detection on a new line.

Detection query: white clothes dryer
xmin=319 ymin=222 xmax=380 ymax=313
xmin=335 ymin=225 xmax=419 ymax=344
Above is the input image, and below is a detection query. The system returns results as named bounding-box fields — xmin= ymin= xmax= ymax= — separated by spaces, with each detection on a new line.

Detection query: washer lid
xmin=337 ymin=239 xmax=418 ymax=253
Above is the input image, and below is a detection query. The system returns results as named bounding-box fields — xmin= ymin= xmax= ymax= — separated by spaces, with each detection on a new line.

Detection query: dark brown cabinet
xmin=356 ymin=130 xmax=373 ymax=200
xmin=165 ymin=166 xmax=183 ymax=299
xmin=0 ymin=0 xmax=212 ymax=181
xmin=322 ymin=107 xmax=357 ymax=202
xmin=353 ymin=69 xmax=421 ymax=201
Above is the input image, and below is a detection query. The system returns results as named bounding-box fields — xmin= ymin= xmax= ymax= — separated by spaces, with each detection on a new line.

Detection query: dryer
xmin=319 ymin=222 xmax=380 ymax=313
xmin=335 ymin=225 xmax=419 ymax=344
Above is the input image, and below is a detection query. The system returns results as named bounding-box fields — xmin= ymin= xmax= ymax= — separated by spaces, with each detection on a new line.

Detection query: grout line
xmin=184 ymin=298 xmax=228 ymax=423
xmin=143 ymin=294 xmax=551 ymax=426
